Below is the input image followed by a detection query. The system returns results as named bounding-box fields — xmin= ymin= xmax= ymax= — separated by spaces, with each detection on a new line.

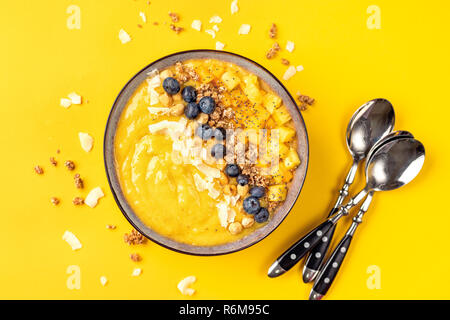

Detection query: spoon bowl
xmin=366 ymin=130 xmax=414 ymax=166
xmin=366 ymin=138 xmax=425 ymax=192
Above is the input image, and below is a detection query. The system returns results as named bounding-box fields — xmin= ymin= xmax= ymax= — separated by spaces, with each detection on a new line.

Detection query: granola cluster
xmin=297 ymin=93 xmax=315 ymax=111
xmin=174 ymin=62 xmax=199 ymax=83
xmin=266 ymin=42 xmax=280 ymax=59
xmin=124 ymin=229 xmax=147 ymax=245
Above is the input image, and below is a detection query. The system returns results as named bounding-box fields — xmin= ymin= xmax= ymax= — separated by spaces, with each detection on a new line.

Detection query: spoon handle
xmin=268 ymin=211 xmax=344 ymax=277
xmin=303 ymin=161 xmax=359 ymax=283
xmin=310 ymin=192 xmax=373 ymax=300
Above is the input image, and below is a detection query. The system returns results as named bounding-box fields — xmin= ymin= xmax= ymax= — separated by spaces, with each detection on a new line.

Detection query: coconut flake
xmin=85 ymin=187 xmax=104 ymax=208
xmin=238 ymin=24 xmax=251 ymax=35
xmin=78 ymin=132 xmax=94 ymax=152
xmin=231 ymin=0 xmax=239 ymax=14
xmin=68 ymin=92 xmax=82 ymax=105
xmin=148 ymin=107 xmax=170 ymax=115
xmin=132 ymin=268 xmax=142 ymax=276
xmin=283 ymin=65 xmax=297 ymax=81
xmin=286 ymin=41 xmax=295 ymax=53
xmin=209 ymin=15 xmax=222 ymax=23
xmin=62 ymin=231 xmax=82 ymax=250
xmin=205 ymin=29 xmax=216 ymax=38
xmin=212 ymin=25 xmax=219 ymax=32
xmin=296 ymin=65 xmax=304 ymax=72
xmin=215 ymin=41 xmax=225 ymax=50
xmin=191 ymin=20 xmax=202 ymax=31
xmin=100 ymin=276 xmax=108 ymax=286
xmin=118 ymin=29 xmax=131 ymax=44
xmin=178 ymin=276 xmax=196 ymax=296
xmin=60 ymin=98 xmax=71 ymax=108
xmin=139 ymin=12 xmax=147 ymax=23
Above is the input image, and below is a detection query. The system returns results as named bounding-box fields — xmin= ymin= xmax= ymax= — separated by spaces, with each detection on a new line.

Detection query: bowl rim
xmin=103 ymin=49 xmax=309 ymax=256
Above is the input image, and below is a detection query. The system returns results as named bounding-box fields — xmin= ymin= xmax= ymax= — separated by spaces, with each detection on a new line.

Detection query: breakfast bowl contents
xmin=104 ymin=50 xmax=308 ymax=255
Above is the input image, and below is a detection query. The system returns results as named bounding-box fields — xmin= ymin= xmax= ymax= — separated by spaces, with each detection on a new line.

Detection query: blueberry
xmin=255 ymin=207 xmax=269 ymax=223
xmin=198 ymin=96 xmax=216 ymax=114
xmin=236 ymin=174 xmax=249 ymax=186
xmin=243 ymin=196 xmax=261 ymax=214
xmin=250 ymin=186 xmax=266 ymax=198
xmin=213 ymin=127 xmax=226 ymax=141
xmin=225 ymin=164 xmax=240 ymax=177
xmin=184 ymin=102 xmax=200 ymax=119
xmin=196 ymin=124 xmax=214 ymax=140
xmin=211 ymin=144 xmax=226 ymax=159
xmin=162 ymin=77 xmax=180 ymax=95
xmin=182 ymin=86 xmax=197 ymax=103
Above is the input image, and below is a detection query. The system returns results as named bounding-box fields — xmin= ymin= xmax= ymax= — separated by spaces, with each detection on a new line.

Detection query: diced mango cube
xmin=265 ymin=117 xmax=276 ymax=129
xmin=272 ymin=105 xmax=292 ymax=125
xmin=221 ymin=71 xmax=241 ymax=90
xmin=267 ymin=184 xmax=288 ymax=201
xmin=284 ymin=148 xmax=301 ymax=170
xmin=278 ymin=142 xmax=289 ymax=158
xmin=243 ymin=74 xmax=259 ymax=87
xmin=196 ymin=66 xmax=214 ymax=83
xmin=207 ymin=60 xmax=226 ymax=78
xmin=270 ymin=163 xmax=293 ymax=184
xmin=263 ymin=93 xmax=282 ymax=114
xmin=277 ymin=126 xmax=296 ymax=142
xmin=244 ymin=82 xmax=262 ymax=104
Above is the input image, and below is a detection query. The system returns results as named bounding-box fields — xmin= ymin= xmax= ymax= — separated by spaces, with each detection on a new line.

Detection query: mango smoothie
xmin=114 ymin=59 xmax=301 ymax=246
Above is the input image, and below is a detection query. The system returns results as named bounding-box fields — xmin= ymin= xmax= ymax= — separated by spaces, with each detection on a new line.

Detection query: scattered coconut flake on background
xmin=283 ymin=65 xmax=297 ymax=80
xmin=85 ymin=187 xmax=104 ymax=208
xmin=68 ymin=92 xmax=82 ymax=105
xmin=215 ymin=41 xmax=225 ymax=50
xmin=100 ymin=276 xmax=108 ymax=286
xmin=191 ymin=20 xmax=202 ymax=31
xmin=60 ymin=98 xmax=71 ymax=108
xmin=178 ymin=276 xmax=196 ymax=296
xmin=231 ymin=0 xmax=239 ymax=14
xmin=78 ymin=132 xmax=94 ymax=152
xmin=286 ymin=41 xmax=295 ymax=52
xmin=209 ymin=15 xmax=222 ymax=24
xmin=205 ymin=29 xmax=216 ymax=38
xmin=212 ymin=25 xmax=219 ymax=32
xmin=62 ymin=231 xmax=82 ymax=250
xmin=139 ymin=12 xmax=147 ymax=23
xmin=296 ymin=65 xmax=304 ymax=72
xmin=119 ymin=29 xmax=131 ymax=44
xmin=132 ymin=268 xmax=142 ymax=276
xmin=238 ymin=24 xmax=251 ymax=35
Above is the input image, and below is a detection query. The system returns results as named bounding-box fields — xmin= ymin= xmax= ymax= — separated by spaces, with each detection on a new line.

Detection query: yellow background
xmin=1 ymin=0 xmax=449 ymax=299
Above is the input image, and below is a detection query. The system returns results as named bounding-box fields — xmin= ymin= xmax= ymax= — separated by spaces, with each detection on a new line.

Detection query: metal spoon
xmin=267 ymin=98 xmax=395 ymax=279
xmin=302 ymin=99 xmax=395 ymax=282
xmin=310 ymin=137 xmax=425 ymax=300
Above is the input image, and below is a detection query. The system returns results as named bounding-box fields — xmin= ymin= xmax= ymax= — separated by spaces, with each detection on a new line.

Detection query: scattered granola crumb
xmin=130 ymin=253 xmax=142 ymax=262
xmin=266 ymin=42 xmax=280 ymax=59
xmin=170 ymin=24 xmax=183 ymax=34
xmin=286 ymin=40 xmax=295 ymax=53
xmin=51 ymin=197 xmax=60 ymax=205
xmin=137 ymin=24 xmax=143 ymax=28
xmin=64 ymin=160 xmax=75 ymax=171
xmin=124 ymin=229 xmax=147 ymax=245
xmin=74 ymin=173 xmax=84 ymax=189
xmin=168 ymin=12 xmax=179 ymax=23
xmin=106 ymin=224 xmax=116 ymax=230
xmin=281 ymin=58 xmax=290 ymax=66
xmin=269 ymin=23 xmax=277 ymax=39
xmin=56 ymin=149 xmax=60 ymax=154
xmin=231 ymin=0 xmax=239 ymax=14
xmin=72 ymin=197 xmax=84 ymax=205
xmin=153 ymin=22 xmax=159 ymax=26
xmin=174 ymin=61 xmax=199 ymax=83
xmin=296 ymin=93 xmax=315 ymax=110
xmin=50 ymin=157 xmax=57 ymax=166
xmin=34 ymin=165 xmax=44 ymax=175
xmin=238 ymin=24 xmax=251 ymax=35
